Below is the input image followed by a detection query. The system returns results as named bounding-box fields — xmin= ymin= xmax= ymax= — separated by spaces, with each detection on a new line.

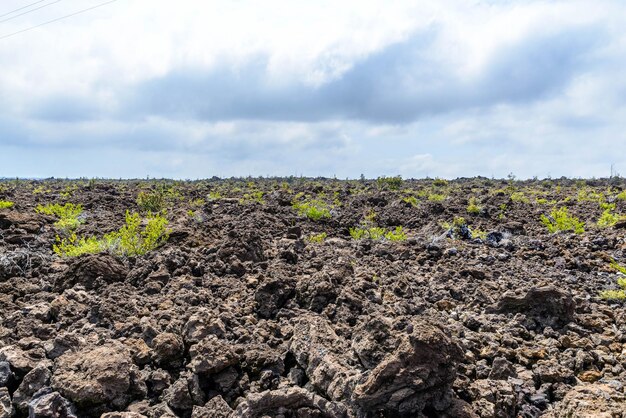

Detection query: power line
xmin=0 ymin=0 xmax=48 ymax=19
xmin=0 ymin=0 xmax=118 ymax=41
xmin=0 ymin=1 xmax=62 ymax=24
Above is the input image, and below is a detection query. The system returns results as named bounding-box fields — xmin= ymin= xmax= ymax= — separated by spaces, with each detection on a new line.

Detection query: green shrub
xmin=137 ymin=190 xmax=166 ymax=212
xmin=540 ymin=207 xmax=585 ymax=234
xmin=54 ymin=211 xmax=169 ymax=257
xmin=292 ymin=198 xmax=332 ymax=220
xmin=240 ymin=190 xmax=265 ymax=205
xmin=384 ymin=226 xmax=407 ymax=241
xmin=208 ymin=191 xmax=223 ymax=201
xmin=510 ymin=192 xmax=530 ymax=203
xmin=427 ymin=193 xmax=446 ymax=202
xmin=36 ymin=203 xmax=83 ymax=231
xmin=432 ymin=178 xmax=448 ymax=187
xmin=0 ymin=200 xmax=14 ymax=209
xmin=349 ymin=226 xmax=386 ymax=240
xmin=307 ymin=232 xmax=327 ymax=243
xmin=402 ymin=196 xmax=418 ymax=207
xmin=597 ymin=204 xmax=624 ymax=228
xmin=599 ymin=276 xmax=626 ymax=301
xmin=617 ymin=191 xmax=626 ymax=201
xmin=611 ymin=260 xmax=626 ymax=275
xmin=466 ymin=197 xmax=481 ymax=215
xmin=376 ymin=176 xmax=403 ymax=190
xmin=577 ymin=188 xmax=605 ymax=203
xmin=349 ymin=226 xmax=407 ymax=241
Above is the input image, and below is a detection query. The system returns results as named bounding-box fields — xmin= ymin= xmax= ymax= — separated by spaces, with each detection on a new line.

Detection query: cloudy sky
xmin=0 ymin=0 xmax=625 ymax=179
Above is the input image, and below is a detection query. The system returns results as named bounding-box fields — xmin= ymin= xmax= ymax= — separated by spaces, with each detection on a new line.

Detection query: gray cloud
xmin=120 ymin=24 xmax=602 ymax=124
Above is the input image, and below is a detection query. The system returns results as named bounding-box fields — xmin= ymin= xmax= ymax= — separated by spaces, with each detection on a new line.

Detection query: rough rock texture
xmin=489 ymin=285 xmax=576 ymax=327
xmin=58 ymin=253 xmax=128 ymax=290
xmin=51 ymin=344 xmax=145 ymax=409
xmin=2 ymin=178 xmax=626 ymax=417
xmin=545 ymin=383 xmax=626 ymax=417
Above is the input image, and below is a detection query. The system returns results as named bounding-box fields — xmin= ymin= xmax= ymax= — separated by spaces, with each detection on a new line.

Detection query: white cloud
xmin=0 ymin=0 xmax=625 ymax=178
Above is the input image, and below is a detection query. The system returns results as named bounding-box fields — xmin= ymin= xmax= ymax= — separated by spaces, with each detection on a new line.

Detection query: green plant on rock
xmin=427 ymin=193 xmax=446 ymax=202
xmin=466 ymin=197 xmax=481 ymax=215
xmin=384 ymin=226 xmax=407 ymax=241
xmin=611 ymin=260 xmax=626 ymax=275
xmin=510 ymin=192 xmax=530 ymax=203
xmin=240 ymin=190 xmax=265 ymax=205
xmin=137 ymin=189 xmax=166 ymax=212
xmin=307 ymin=232 xmax=327 ymax=243
xmin=292 ymin=198 xmax=332 ymax=221
xmin=540 ymin=207 xmax=585 ymax=234
xmin=36 ymin=203 xmax=83 ymax=231
xmin=617 ymin=191 xmax=626 ymax=201
xmin=376 ymin=175 xmax=403 ymax=190
xmin=597 ymin=203 xmax=625 ymax=228
xmin=0 ymin=200 xmax=14 ymax=209
xmin=432 ymin=178 xmax=448 ymax=187
xmin=402 ymin=196 xmax=418 ymax=207
xmin=599 ymin=277 xmax=626 ymax=301
xmin=54 ymin=211 xmax=169 ymax=257
xmin=349 ymin=226 xmax=386 ymax=240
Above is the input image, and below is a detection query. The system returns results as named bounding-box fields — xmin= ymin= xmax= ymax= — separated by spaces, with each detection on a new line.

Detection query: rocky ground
xmin=0 ymin=177 xmax=625 ymax=418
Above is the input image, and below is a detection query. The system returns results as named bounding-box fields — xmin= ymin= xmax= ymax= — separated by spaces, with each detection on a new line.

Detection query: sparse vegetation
xmin=510 ymin=192 xmax=530 ymax=203
xmin=54 ymin=211 xmax=169 ymax=257
xmin=466 ymin=197 xmax=481 ymax=215
xmin=307 ymin=232 xmax=327 ymax=243
xmin=0 ymin=200 xmax=14 ymax=209
xmin=137 ymin=189 xmax=166 ymax=213
xmin=540 ymin=207 xmax=585 ymax=234
xmin=597 ymin=203 xmax=624 ymax=228
xmin=240 ymin=190 xmax=265 ymax=205
xmin=402 ymin=195 xmax=418 ymax=207
xmin=432 ymin=178 xmax=448 ymax=187
xmin=376 ymin=176 xmax=403 ymax=190
xmin=292 ymin=198 xmax=332 ymax=220
xmin=427 ymin=193 xmax=446 ymax=202
xmin=36 ymin=203 xmax=84 ymax=231
xmin=599 ymin=273 xmax=626 ymax=301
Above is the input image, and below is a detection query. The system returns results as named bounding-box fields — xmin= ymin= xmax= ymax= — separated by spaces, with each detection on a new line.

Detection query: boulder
xmin=489 ymin=286 xmax=575 ymax=327
xmin=544 ymin=383 xmax=626 ymax=417
xmin=51 ymin=344 xmax=145 ymax=408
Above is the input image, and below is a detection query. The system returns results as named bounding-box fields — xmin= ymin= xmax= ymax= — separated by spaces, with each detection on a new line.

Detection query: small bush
xmin=292 ymin=198 xmax=332 ymax=220
xmin=349 ymin=226 xmax=386 ymax=240
xmin=599 ymin=276 xmax=626 ymax=301
xmin=307 ymin=232 xmax=327 ymax=243
xmin=384 ymin=226 xmax=407 ymax=241
xmin=611 ymin=260 xmax=626 ymax=275
xmin=376 ymin=176 xmax=403 ymax=190
xmin=510 ymin=192 xmax=530 ymax=203
xmin=36 ymin=203 xmax=83 ymax=231
xmin=466 ymin=197 xmax=481 ymax=215
xmin=540 ymin=207 xmax=585 ymax=234
xmin=597 ymin=205 xmax=624 ymax=228
xmin=349 ymin=226 xmax=407 ymax=241
xmin=0 ymin=200 xmax=14 ymax=209
xmin=427 ymin=193 xmax=446 ymax=202
xmin=137 ymin=190 xmax=166 ymax=212
xmin=617 ymin=191 xmax=626 ymax=201
xmin=432 ymin=178 xmax=448 ymax=187
xmin=240 ymin=190 xmax=265 ymax=205
xmin=401 ymin=196 xmax=418 ymax=207
xmin=54 ymin=211 xmax=169 ymax=257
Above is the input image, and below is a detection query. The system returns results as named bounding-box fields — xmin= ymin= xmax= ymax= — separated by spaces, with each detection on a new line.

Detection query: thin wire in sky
xmin=0 ymin=0 xmax=118 ymax=41
xmin=0 ymin=1 xmax=62 ymax=24
xmin=0 ymin=0 xmax=49 ymax=19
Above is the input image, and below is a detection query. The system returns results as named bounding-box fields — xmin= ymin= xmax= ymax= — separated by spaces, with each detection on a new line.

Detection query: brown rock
xmin=578 ymin=370 xmax=602 ymax=383
xmin=51 ymin=344 xmax=145 ymax=408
